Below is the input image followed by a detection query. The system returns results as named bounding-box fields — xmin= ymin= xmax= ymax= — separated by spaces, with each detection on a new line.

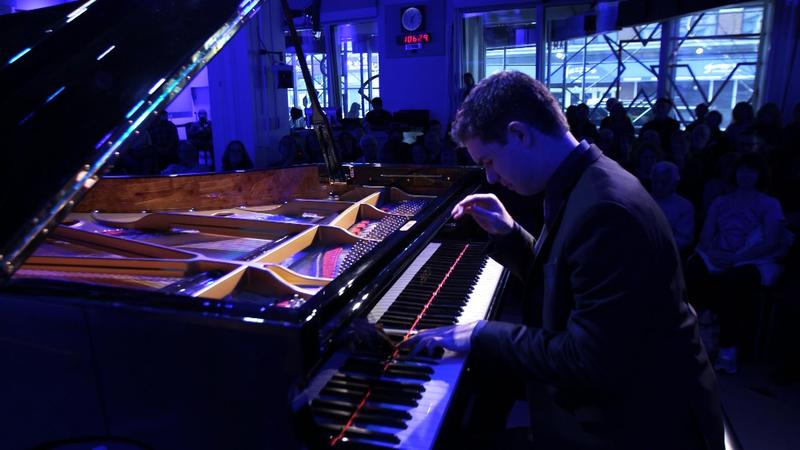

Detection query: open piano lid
xmin=0 ymin=0 xmax=264 ymax=282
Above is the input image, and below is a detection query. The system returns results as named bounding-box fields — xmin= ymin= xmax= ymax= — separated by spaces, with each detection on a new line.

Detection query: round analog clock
xmin=401 ymin=7 xmax=423 ymax=32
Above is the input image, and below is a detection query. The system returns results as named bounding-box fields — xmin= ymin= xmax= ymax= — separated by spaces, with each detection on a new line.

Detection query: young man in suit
xmin=404 ymin=71 xmax=724 ymax=450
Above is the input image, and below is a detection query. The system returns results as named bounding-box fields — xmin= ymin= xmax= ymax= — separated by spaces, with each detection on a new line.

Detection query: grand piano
xmin=0 ymin=1 xmax=509 ymax=449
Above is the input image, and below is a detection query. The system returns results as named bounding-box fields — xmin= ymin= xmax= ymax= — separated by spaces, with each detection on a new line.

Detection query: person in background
xmin=422 ymin=120 xmax=443 ymax=163
xmin=632 ymin=143 xmax=662 ymax=190
xmin=753 ymin=102 xmax=783 ymax=154
xmin=221 ymin=140 xmax=253 ymax=171
xmin=460 ymin=72 xmax=476 ymax=101
xmin=686 ymin=103 xmax=709 ymax=133
xmin=365 ymin=97 xmax=392 ymax=130
xmin=410 ymin=141 xmax=429 ymax=164
xmin=187 ymin=109 xmax=213 ymax=161
xmin=640 ymin=97 xmax=680 ymax=151
xmin=774 ymin=103 xmax=800 ymax=212
xmin=336 ymin=131 xmax=362 ymax=162
xmin=358 ymin=134 xmax=379 ymax=163
xmin=724 ymin=102 xmax=754 ymax=145
xmin=687 ymin=152 xmax=789 ymax=374
xmin=651 ymin=161 xmax=696 ymax=254
xmin=290 ymin=107 xmax=306 ymax=129
xmin=574 ymin=103 xmax=599 ymax=143
xmin=148 ymin=110 xmax=180 ymax=172
xmin=274 ymin=135 xmax=301 ymax=167
xmin=346 ymin=102 xmax=361 ymax=119
xmin=378 ymin=125 xmax=410 ymax=163
xmin=599 ymin=97 xmax=619 ymax=130
xmin=161 ymin=141 xmax=210 ymax=175
xmin=601 ymin=102 xmax=635 ymax=165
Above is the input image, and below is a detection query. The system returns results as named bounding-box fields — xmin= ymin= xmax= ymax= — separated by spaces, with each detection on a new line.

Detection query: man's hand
xmin=400 ymin=321 xmax=485 ymax=356
xmin=451 ymin=194 xmax=514 ymax=236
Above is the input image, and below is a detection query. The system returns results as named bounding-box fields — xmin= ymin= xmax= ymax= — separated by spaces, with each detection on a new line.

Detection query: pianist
xmin=403 ymin=71 xmax=724 ymax=450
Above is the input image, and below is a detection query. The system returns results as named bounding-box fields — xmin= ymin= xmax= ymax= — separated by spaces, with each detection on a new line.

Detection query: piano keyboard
xmin=304 ymin=241 xmax=505 ymax=449
xmin=368 ymin=242 xmax=504 ymax=333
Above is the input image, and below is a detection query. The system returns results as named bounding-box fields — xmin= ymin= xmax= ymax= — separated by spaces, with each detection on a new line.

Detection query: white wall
xmin=207 ymin=0 xmax=289 ymax=169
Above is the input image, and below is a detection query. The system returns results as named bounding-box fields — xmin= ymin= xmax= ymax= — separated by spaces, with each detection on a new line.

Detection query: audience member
xmin=365 ymin=97 xmax=392 ymax=130
xmin=702 ymin=152 xmax=739 ymax=218
xmin=410 ymin=141 xmax=429 ymax=164
xmin=724 ymin=102 xmax=755 ymax=145
xmin=686 ymin=152 xmax=790 ymax=374
xmin=640 ymin=97 xmax=680 ymax=151
xmin=346 ymin=102 xmax=361 ymax=119
xmin=651 ymin=161 xmax=696 ymax=253
xmin=574 ymin=103 xmax=599 ymax=143
xmin=460 ymin=72 xmax=476 ymax=101
xmin=686 ymin=103 xmax=709 ymax=133
xmin=595 ymin=128 xmax=619 ymax=162
xmin=640 ymin=129 xmax=663 ymax=153
xmin=221 ymin=140 xmax=253 ymax=171
xmin=114 ymin=130 xmax=158 ymax=175
xmin=734 ymin=130 xmax=766 ymax=155
xmin=774 ymin=103 xmax=800 ymax=212
xmin=422 ymin=124 xmax=443 ymax=163
xmin=161 ymin=141 xmax=209 ymax=175
xmin=670 ymin=130 xmax=706 ymax=207
xmin=632 ymin=143 xmax=662 ymax=190
xmin=378 ymin=125 xmax=410 ymax=163
xmin=753 ymin=102 xmax=783 ymax=153
xmin=290 ymin=107 xmax=306 ymax=129
xmin=274 ymin=135 xmax=301 ymax=167
xmin=358 ymin=135 xmax=379 ymax=163
xmin=304 ymin=132 xmax=324 ymax=163
xmin=187 ymin=110 xmax=213 ymax=162
xmin=148 ymin=110 xmax=180 ymax=171
xmin=704 ymin=110 xmax=728 ymax=149
xmin=336 ymin=131 xmax=362 ymax=162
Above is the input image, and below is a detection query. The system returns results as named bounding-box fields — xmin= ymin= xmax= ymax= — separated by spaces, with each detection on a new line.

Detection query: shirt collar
xmin=543 ymin=140 xmax=601 ymax=227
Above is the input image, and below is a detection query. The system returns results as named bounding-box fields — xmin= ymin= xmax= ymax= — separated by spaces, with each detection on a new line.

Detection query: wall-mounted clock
xmin=401 ymin=6 xmax=424 ymax=32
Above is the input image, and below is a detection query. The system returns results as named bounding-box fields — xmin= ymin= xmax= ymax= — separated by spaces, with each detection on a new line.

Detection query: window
xmin=333 ymin=22 xmax=379 ymax=119
xmin=671 ymin=3 xmax=764 ymax=126
xmin=285 ymin=31 xmax=329 ymax=118
xmin=462 ymin=8 xmax=537 ymax=83
xmin=542 ymin=2 xmax=765 ymax=128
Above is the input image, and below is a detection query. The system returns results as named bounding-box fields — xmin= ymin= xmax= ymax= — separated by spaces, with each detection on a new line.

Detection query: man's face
xmin=465 ymin=130 xmax=546 ymax=195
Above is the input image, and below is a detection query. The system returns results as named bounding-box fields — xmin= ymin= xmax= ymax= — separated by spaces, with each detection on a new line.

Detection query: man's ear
xmin=506 ymin=121 xmax=533 ymax=146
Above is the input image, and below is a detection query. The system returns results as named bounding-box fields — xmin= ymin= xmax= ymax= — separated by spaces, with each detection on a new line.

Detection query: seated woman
xmin=686 ymin=152 xmax=791 ymax=374
xmin=221 ymin=140 xmax=254 ymax=171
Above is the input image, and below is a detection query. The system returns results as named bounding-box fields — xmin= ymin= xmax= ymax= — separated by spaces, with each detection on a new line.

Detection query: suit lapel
xmin=532 ymin=144 xmax=603 ymax=267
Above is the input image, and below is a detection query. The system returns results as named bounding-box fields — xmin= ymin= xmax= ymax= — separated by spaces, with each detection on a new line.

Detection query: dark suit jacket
xmin=473 ymin=144 xmax=724 ymax=450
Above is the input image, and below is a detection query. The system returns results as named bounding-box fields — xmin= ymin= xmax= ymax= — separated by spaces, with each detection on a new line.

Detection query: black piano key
xmin=321 ymin=383 xmax=420 ymax=406
xmin=312 ymin=405 xmax=408 ymax=429
xmin=318 ymin=423 xmax=401 ymax=445
xmin=331 ymin=373 xmax=425 ymax=394
xmin=312 ymin=399 xmax=413 ymax=420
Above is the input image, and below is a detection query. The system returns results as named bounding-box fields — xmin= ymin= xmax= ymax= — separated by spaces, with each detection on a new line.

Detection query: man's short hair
xmin=451 ymin=71 xmax=568 ymax=146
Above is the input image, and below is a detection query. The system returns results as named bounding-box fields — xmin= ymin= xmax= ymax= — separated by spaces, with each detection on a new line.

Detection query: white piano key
xmin=368 ymin=242 xmax=441 ymax=324
xmin=456 ymin=257 xmax=504 ymax=324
